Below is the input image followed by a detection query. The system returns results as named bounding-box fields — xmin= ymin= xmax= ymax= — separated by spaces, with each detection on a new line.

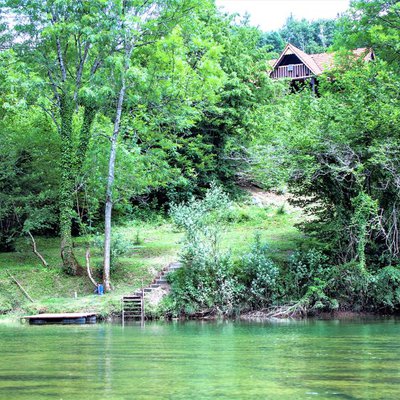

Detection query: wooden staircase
xmin=122 ymin=262 xmax=181 ymax=324
xmin=122 ymin=293 xmax=144 ymax=321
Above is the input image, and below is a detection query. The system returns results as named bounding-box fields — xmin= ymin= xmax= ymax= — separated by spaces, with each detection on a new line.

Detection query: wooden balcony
xmin=270 ymin=63 xmax=313 ymax=80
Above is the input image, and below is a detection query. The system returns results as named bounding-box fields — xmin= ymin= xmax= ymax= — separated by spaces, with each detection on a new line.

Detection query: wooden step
xmin=122 ymin=261 xmax=182 ymax=323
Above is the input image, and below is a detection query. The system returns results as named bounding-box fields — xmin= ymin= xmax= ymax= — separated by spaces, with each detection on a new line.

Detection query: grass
xmin=0 ymin=203 xmax=304 ymax=318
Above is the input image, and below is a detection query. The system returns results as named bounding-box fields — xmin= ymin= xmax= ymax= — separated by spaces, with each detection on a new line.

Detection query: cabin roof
xmin=269 ymin=43 xmax=374 ymax=77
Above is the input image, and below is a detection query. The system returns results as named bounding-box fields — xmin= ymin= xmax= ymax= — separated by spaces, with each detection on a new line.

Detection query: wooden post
xmin=121 ymin=298 xmax=125 ymax=327
xmin=141 ymin=279 xmax=145 ymax=325
xmin=311 ymin=77 xmax=316 ymax=94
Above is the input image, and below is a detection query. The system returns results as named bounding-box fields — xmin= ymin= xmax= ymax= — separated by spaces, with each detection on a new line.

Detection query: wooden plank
xmin=22 ymin=312 xmax=96 ymax=320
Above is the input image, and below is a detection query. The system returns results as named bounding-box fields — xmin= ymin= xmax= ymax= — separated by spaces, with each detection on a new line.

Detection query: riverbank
xmin=1 ymin=307 xmax=385 ymax=325
xmin=0 ymin=200 xmax=303 ymax=319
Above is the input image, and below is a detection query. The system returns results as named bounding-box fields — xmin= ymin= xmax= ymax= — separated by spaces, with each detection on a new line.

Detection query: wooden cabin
xmin=269 ymin=43 xmax=375 ymax=90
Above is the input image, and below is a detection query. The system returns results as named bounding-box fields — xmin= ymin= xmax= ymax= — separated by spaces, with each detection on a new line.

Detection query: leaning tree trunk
xmin=59 ymin=94 xmax=83 ymax=275
xmin=103 ymin=81 xmax=126 ymax=292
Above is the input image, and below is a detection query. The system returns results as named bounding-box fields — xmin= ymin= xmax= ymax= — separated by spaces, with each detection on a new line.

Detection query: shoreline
xmin=2 ymin=309 xmax=394 ymax=325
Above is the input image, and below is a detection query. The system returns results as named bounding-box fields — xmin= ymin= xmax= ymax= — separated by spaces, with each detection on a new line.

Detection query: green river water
xmin=1 ymin=318 xmax=400 ymax=399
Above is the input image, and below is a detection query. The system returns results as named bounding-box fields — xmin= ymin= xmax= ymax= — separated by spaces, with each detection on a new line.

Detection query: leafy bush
xmin=371 ymin=266 xmax=400 ymax=312
xmin=276 ymin=204 xmax=286 ymax=215
xmin=167 ymin=185 xmax=241 ymax=316
xmin=286 ymin=249 xmax=330 ymax=299
xmin=133 ymin=231 xmax=143 ymax=246
xmin=238 ymin=233 xmax=279 ymax=309
xmin=169 ymin=183 xmax=232 ymax=240
xmin=283 ymin=249 xmax=345 ymax=313
xmin=168 ymin=251 xmax=240 ymax=316
xmin=327 ymin=261 xmax=371 ymax=311
xmin=92 ymin=232 xmax=132 ymax=271
xmin=167 ymin=188 xmax=283 ymax=316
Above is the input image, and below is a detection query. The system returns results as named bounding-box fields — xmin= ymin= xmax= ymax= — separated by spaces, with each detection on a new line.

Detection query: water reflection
xmin=1 ymin=319 xmax=400 ymax=399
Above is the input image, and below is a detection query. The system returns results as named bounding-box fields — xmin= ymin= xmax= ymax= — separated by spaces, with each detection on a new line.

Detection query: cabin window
xmin=280 ymin=54 xmax=302 ymax=66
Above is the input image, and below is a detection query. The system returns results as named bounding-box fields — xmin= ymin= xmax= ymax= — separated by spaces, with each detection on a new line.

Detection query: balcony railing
xmin=271 ymin=64 xmax=313 ymax=80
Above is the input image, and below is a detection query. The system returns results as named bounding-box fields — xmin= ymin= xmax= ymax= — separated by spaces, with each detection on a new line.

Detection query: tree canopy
xmin=2 ymin=0 xmax=400 ymax=312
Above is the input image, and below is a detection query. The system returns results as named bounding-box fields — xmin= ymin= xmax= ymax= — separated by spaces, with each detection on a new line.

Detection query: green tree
xmin=261 ymin=16 xmax=338 ymax=53
xmin=0 ymin=109 xmax=59 ymax=251
xmin=4 ymin=0 xmax=111 ymax=274
xmin=338 ymin=0 xmax=400 ymax=65
xmin=165 ymin=21 xmax=276 ymax=198
xmin=256 ymin=60 xmax=400 ymax=267
xmin=0 ymin=48 xmax=60 ymax=251
xmin=98 ymin=0 xmax=223 ymax=291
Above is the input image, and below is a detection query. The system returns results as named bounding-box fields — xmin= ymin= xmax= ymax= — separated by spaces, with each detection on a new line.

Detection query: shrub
xmin=168 ymin=251 xmax=240 ymax=316
xmin=327 ymin=261 xmax=371 ymax=311
xmin=238 ymin=233 xmax=279 ymax=309
xmin=286 ymin=249 xmax=330 ymax=299
xmin=92 ymin=232 xmax=132 ymax=271
xmin=276 ymin=204 xmax=286 ymax=215
xmin=133 ymin=230 xmax=143 ymax=246
xmin=167 ymin=185 xmax=241 ymax=316
xmin=169 ymin=183 xmax=232 ymax=241
xmin=371 ymin=266 xmax=400 ymax=312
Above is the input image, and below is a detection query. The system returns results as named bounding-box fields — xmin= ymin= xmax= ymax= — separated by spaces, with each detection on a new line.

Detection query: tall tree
xmin=100 ymin=0 xmax=220 ymax=291
xmin=338 ymin=0 xmax=400 ymax=65
xmin=5 ymin=0 xmax=110 ymax=274
xmin=261 ymin=16 xmax=338 ymax=53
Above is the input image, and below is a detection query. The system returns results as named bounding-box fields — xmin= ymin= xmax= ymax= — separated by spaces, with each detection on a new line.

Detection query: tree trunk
xmin=59 ymin=93 xmax=83 ymax=275
xmin=103 ymin=82 xmax=126 ymax=292
xmin=77 ymin=104 xmax=96 ymax=169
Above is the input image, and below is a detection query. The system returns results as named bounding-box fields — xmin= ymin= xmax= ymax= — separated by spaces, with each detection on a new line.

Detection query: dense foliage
xmin=167 ymin=186 xmax=280 ymax=316
xmin=260 ymin=15 xmax=338 ymax=54
xmin=1 ymin=0 xmax=400 ymax=315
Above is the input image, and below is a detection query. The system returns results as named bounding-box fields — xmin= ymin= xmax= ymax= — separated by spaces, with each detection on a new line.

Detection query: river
xmin=1 ymin=318 xmax=400 ymax=399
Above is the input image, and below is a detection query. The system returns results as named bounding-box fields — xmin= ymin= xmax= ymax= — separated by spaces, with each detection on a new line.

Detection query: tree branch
xmin=74 ymin=40 xmax=91 ymax=101
xmin=27 ymin=231 xmax=49 ymax=267
xmin=86 ymin=247 xmax=99 ymax=288
xmin=6 ymin=270 xmax=34 ymax=303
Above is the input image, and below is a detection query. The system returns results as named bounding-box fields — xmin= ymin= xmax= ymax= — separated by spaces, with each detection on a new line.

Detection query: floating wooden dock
xmin=21 ymin=312 xmax=97 ymax=325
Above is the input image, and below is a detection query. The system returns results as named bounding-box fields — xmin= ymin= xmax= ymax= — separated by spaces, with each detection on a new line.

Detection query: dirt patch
xmin=146 ymin=285 xmax=170 ymax=307
xmin=244 ymin=186 xmax=298 ymax=209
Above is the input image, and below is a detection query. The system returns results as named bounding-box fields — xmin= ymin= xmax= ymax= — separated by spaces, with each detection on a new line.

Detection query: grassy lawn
xmin=0 ymin=203 xmax=304 ymax=318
